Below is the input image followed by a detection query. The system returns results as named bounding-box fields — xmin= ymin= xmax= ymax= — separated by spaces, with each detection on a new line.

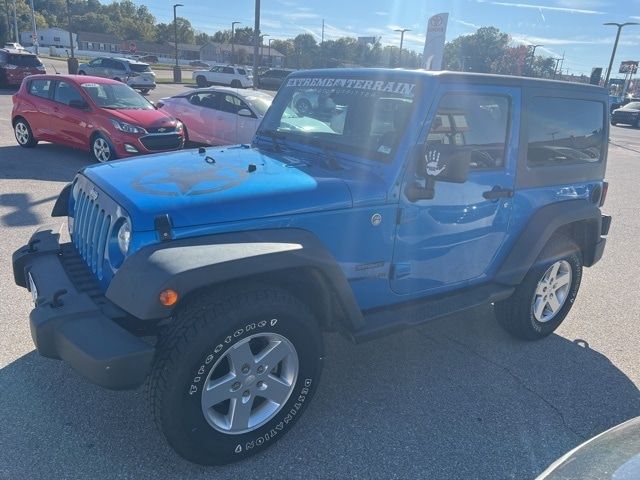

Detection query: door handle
xmin=483 ymin=186 xmax=513 ymax=200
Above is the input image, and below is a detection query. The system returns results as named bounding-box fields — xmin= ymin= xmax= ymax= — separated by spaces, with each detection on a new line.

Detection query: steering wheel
xmin=471 ymin=149 xmax=496 ymax=168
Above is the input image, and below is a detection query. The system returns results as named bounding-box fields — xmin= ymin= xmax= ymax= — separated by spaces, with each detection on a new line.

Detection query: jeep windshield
xmin=81 ymin=82 xmax=154 ymax=110
xmin=257 ymin=76 xmax=417 ymax=162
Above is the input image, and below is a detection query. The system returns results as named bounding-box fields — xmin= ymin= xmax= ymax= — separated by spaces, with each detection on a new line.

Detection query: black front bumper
xmin=12 ymin=229 xmax=154 ymax=390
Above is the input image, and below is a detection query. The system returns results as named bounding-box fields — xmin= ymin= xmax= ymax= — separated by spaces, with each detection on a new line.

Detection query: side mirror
xmin=418 ymin=144 xmax=470 ymax=183
xmin=68 ymin=99 xmax=89 ymax=110
xmin=237 ymin=108 xmax=253 ymax=117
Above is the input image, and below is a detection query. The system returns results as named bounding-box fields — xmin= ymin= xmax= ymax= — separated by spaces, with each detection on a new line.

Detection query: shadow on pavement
xmin=0 ymin=307 xmax=638 ymax=479
xmin=0 ymin=144 xmax=88 ymax=182
xmin=0 ymin=193 xmax=58 ymax=226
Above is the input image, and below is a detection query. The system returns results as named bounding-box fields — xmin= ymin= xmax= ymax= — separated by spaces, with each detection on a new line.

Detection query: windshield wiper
xmin=297 ymin=137 xmax=344 ymax=171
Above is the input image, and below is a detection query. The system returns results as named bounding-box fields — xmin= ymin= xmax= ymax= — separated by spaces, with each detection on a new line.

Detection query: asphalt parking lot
xmin=0 ymin=84 xmax=639 ymax=480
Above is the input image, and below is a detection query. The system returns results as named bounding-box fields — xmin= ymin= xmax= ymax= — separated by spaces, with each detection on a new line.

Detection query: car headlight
xmin=110 ymin=118 xmax=147 ymax=134
xmin=117 ymin=220 xmax=131 ymax=254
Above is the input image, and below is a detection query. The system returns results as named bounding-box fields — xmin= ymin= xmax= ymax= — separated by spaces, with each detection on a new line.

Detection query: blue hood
xmin=82 ymin=146 xmax=374 ymax=231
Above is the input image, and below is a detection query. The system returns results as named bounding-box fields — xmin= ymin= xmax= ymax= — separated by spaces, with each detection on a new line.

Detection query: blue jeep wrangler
xmin=13 ymin=69 xmax=611 ymax=465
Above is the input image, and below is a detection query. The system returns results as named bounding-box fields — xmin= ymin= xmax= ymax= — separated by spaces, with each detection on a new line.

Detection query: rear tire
xmin=231 ymin=79 xmax=242 ymax=88
xmin=78 ymin=70 xmax=86 ymax=75
xmin=13 ymin=118 xmax=38 ymax=148
xmin=146 ymin=285 xmax=324 ymax=465
xmin=196 ymin=75 xmax=208 ymax=87
xmin=140 ymin=88 xmax=150 ymax=94
xmin=495 ymin=236 xmax=582 ymax=340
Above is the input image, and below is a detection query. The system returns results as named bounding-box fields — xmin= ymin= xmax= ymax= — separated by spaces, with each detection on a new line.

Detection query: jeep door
xmin=391 ymin=86 xmax=520 ymax=295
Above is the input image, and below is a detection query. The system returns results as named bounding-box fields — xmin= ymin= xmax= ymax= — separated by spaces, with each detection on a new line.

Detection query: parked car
xmin=12 ymin=70 xmax=611 ymax=466
xmin=0 ymin=48 xmax=45 ymax=87
xmin=157 ymin=87 xmax=273 ymax=145
xmin=11 ymin=75 xmax=184 ymax=162
xmin=78 ymin=57 xmax=156 ymax=93
xmin=256 ymin=69 xmax=294 ymax=90
xmin=536 ymin=416 xmax=640 ymax=479
xmin=192 ymin=65 xmax=253 ymax=88
xmin=137 ymin=55 xmax=159 ymax=64
xmin=189 ymin=60 xmax=210 ymax=68
xmin=3 ymin=42 xmax=26 ymax=51
xmin=611 ymin=101 xmax=640 ymax=127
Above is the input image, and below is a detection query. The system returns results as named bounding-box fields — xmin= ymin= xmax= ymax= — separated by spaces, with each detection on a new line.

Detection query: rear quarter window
xmin=526 ymin=97 xmax=605 ymax=167
xmin=129 ymin=63 xmax=151 ymax=73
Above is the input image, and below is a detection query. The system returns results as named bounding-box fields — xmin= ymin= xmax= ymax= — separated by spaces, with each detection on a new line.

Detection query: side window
xmin=219 ymin=94 xmax=244 ymax=114
xmin=189 ymin=92 xmax=219 ymax=109
xmin=426 ymin=94 xmax=510 ymax=169
xmin=53 ymin=81 xmax=84 ymax=106
xmin=223 ymin=67 xmax=235 ymax=75
xmin=28 ymin=79 xmax=53 ymax=99
xmin=113 ymin=61 xmax=125 ymax=71
xmin=527 ymin=97 xmax=604 ymax=167
xmin=90 ymin=58 xmax=102 ymax=67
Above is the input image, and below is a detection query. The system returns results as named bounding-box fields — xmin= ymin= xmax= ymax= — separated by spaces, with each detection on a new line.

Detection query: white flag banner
xmin=423 ymin=13 xmax=449 ymax=70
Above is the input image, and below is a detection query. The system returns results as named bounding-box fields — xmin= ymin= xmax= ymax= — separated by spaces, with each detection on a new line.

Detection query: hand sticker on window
xmin=425 ymin=149 xmax=446 ymax=176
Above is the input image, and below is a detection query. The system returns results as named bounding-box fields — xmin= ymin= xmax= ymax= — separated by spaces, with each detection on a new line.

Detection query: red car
xmin=0 ymin=48 xmax=45 ymax=87
xmin=11 ymin=75 xmax=184 ymax=162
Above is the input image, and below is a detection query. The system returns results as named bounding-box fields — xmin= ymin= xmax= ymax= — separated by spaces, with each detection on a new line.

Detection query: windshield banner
xmin=285 ymin=78 xmax=415 ymax=98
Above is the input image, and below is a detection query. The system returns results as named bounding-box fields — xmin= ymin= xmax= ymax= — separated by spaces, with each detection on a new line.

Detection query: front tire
xmin=147 ymin=285 xmax=324 ymax=465
xmin=139 ymin=88 xmax=150 ymax=94
xmin=231 ymin=79 xmax=242 ymax=88
xmin=14 ymin=118 xmax=38 ymax=148
xmin=495 ymin=236 xmax=582 ymax=340
xmin=78 ymin=70 xmax=86 ymax=75
xmin=91 ymin=134 xmax=116 ymax=163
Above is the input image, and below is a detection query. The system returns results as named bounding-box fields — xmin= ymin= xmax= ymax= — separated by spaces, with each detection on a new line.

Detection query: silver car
xmin=78 ymin=57 xmax=156 ymax=93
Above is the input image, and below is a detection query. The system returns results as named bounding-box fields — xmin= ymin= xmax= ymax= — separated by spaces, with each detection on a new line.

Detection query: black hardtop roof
xmin=289 ymin=68 xmax=605 ymax=93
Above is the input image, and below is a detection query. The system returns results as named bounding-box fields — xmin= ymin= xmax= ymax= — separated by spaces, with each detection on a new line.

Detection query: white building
xmin=20 ymin=27 xmax=77 ymax=50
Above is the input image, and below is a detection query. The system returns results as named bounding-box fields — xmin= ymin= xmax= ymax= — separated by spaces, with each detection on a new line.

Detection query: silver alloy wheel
xmin=93 ymin=137 xmax=111 ymax=162
xmin=15 ymin=122 xmax=29 ymax=145
xmin=201 ymin=332 xmax=299 ymax=435
xmin=531 ymin=260 xmax=572 ymax=323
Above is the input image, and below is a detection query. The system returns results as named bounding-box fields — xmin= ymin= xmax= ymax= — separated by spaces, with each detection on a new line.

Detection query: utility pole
xmin=553 ymin=58 xmax=561 ymax=78
xmin=268 ymin=38 xmax=273 ymax=67
xmin=321 ymin=19 xmax=325 ymax=67
xmin=253 ymin=0 xmax=260 ymax=78
xmin=603 ymin=22 xmax=639 ymax=87
xmin=13 ymin=0 xmax=19 ymax=43
xmin=173 ymin=3 xmax=183 ymax=82
xmin=528 ymin=44 xmax=543 ymax=77
xmin=65 ymin=0 xmax=78 ymax=73
xmin=394 ymin=28 xmax=410 ymax=67
xmin=29 ymin=0 xmax=38 ymax=54
xmin=231 ymin=21 xmax=240 ymax=64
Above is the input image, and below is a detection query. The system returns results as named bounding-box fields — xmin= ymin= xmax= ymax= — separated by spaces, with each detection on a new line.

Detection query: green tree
xmin=293 ymin=33 xmax=317 ymax=68
xmin=156 ymin=17 xmax=194 ymax=44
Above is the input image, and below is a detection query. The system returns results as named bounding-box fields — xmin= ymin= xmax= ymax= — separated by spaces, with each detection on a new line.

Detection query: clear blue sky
xmin=126 ymin=0 xmax=640 ymax=77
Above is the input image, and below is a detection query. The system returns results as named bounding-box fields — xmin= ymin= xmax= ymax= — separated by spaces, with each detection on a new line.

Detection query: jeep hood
xmin=82 ymin=146 xmax=357 ymax=231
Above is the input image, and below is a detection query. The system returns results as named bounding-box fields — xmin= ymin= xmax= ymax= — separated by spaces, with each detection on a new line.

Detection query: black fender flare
xmin=495 ymin=199 xmax=603 ymax=285
xmin=106 ymin=228 xmax=365 ymax=330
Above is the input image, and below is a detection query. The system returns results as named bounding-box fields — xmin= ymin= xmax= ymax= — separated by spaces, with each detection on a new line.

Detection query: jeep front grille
xmin=72 ymin=187 xmax=111 ymax=279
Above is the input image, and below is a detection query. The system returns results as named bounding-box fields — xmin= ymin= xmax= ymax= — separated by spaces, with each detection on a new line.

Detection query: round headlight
xmin=117 ymin=220 xmax=131 ymax=254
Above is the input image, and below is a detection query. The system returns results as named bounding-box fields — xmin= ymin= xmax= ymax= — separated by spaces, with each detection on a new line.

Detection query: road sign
xmin=619 ymin=61 xmax=638 ymax=74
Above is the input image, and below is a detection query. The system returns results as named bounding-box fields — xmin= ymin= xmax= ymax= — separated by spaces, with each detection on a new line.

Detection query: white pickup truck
xmin=192 ymin=65 xmax=253 ymax=88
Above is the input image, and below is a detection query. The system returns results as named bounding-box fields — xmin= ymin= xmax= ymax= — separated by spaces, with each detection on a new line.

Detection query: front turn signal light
xmin=159 ymin=289 xmax=179 ymax=306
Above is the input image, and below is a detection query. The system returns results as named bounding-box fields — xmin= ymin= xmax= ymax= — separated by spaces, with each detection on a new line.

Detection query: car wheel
xmin=146 ymin=284 xmax=324 ymax=465
xmin=91 ymin=134 xmax=116 ymax=163
xmin=611 ymin=121 xmax=617 ymax=126
xmin=231 ymin=79 xmax=242 ymax=88
xmin=295 ymin=98 xmax=312 ymax=116
xmin=13 ymin=118 xmax=38 ymax=148
xmin=196 ymin=75 xmax=208 ymax=87
xmin=78 ymin=70 xmax=86 ymax=75
xmin=114 ymin=77 xmax=122 ymax=82
xmin=140 ymin=89 xmax=150 ymax=95
xmin=494 ymin=236 xmax=582 ymax=340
